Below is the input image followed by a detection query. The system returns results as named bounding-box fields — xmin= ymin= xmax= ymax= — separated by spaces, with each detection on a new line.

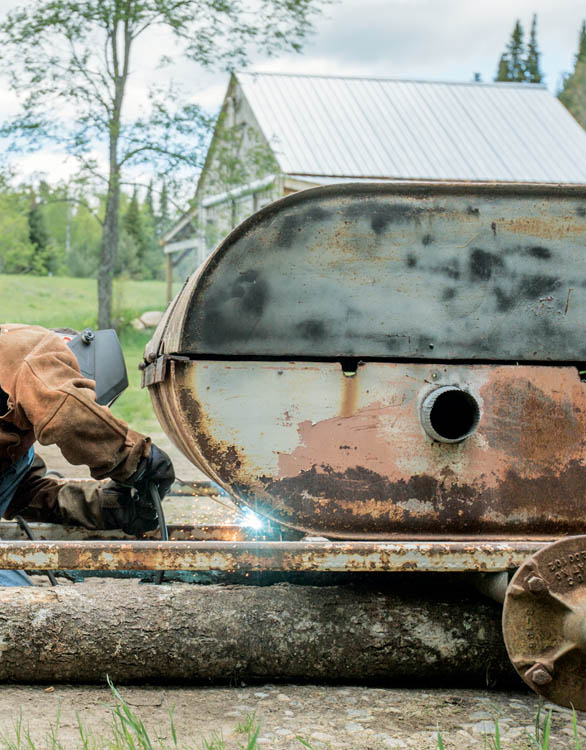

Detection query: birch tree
xmin=0 ymin=0 xmax=328 ymax=327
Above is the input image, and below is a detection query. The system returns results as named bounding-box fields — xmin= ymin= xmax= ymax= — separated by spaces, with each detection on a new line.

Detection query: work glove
xmin=100 ymin=481 xmax=159 ymax=537
xmin=127 ymin=444 xmax=175 ymax=502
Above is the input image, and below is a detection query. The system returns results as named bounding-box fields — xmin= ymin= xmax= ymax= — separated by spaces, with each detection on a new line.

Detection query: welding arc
xmin=149 ymin=483 xmax=168 ymax=585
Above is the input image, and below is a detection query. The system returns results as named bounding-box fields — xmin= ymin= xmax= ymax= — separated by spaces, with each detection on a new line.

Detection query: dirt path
xmin=0 ymin=684 xmax=583 ymax=749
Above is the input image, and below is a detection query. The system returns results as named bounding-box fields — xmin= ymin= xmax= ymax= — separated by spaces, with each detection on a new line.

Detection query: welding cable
xmin=149 ymin=483 xmax=168 ymax=585
xmin=14 ymin=515 xmax=58 ymax=587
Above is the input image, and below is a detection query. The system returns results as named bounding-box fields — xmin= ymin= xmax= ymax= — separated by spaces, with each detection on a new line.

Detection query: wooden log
xmin=0 ymin=578 xmax=517 ymax=685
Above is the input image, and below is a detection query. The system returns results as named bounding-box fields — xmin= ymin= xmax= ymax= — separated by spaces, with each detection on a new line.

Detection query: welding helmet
xmin=55 ymin=328 xmax=128 ymax=406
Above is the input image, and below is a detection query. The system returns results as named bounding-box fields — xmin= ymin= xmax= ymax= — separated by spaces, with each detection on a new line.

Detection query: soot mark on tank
xmin=200 ymin=271 xmax=269 ymax=345
xmin=232 ymin=270 xmax=269 ymax=315
xmin=466 ymin=206 xmax=480 ymax=216
xmin=526 ymin=246 xmax=552 ymax=260
xmin=519 ymin=275 xmax=561 ymax=299
xmin=469 ymin=248 xmax=504 ymax=282
xmin=442 ymin=287 xmax=457 ymax=302
xmin=422 ymin=233 xmax=434 ymax=246
xmin=276 ymin=206 xmax=329 ymax=248
xmin=491 ymin=222 xmax=497 ymax=238
xmin=406 ymin=253 xmax=417 ymax=268
xmin=434 ymin=259 xmax=460 ymax=280
xmin=494 ymin=287 xmax=516 ymax=312
xmin=384 ymin=334 xmax=410 ymax=352
xmin=344 ymin=200 xmax=423 ymax=234
xmin=276 ymin=214 xmax=300 ymax=248
xmin=576 ymin=205 xmax=586 ymax=218
xmin=297 ymin=319 xmax=326 ymax=342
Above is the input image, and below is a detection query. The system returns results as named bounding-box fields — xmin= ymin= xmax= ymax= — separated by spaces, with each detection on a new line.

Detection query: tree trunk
xmin=0 ymin=580 xmax=518 ymax=685
xmin=98 ymin=168 xmax=119 ymax=330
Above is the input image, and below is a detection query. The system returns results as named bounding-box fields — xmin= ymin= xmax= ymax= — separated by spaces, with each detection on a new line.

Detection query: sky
xmin=1 ymin=0 xmax=585 ymax=185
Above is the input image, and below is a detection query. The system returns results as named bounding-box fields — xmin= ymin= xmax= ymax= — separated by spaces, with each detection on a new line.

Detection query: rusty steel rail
xmin=0 ymin=540 xmax=548 ymax=573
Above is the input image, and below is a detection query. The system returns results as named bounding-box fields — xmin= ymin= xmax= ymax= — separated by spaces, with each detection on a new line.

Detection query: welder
xmin=0 ymin=323 xmax=175 ymax=585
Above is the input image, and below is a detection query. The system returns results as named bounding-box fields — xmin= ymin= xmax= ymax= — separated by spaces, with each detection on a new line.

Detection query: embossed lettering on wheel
xmin=503 ymin=535 xmax=586 ymax=710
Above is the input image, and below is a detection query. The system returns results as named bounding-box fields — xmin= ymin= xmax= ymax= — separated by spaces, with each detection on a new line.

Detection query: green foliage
xmin=0 ymin=177 xmax=166 ymax=281
xmin=559 ymin=20 xmax=586 ymax=129
xmin=209 ymin=119 xmax=279 ymax=200
xmin=124 ymin=191 xmax=146 ymax=262
xmin=0 ymin=182 xmax=35 ymax=274
xmin=494 ymin=16 xmax=542 ymax=84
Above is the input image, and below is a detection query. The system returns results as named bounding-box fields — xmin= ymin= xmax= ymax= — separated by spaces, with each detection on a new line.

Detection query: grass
xmin=0 ymin=273 xmax=182 ymax=435
xmin=0 ymin=684 xmax=583 ymax=750
xmin=0 ymin=275 xmax=178 ymax=331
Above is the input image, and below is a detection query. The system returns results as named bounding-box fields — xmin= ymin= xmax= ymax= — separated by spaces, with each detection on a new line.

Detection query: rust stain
xmin=177 ymin=385 xmax=244 ymax=481
xmin=340 ymin=372 xmax=359 ymax=418
xmin=480 ymin=368 xmax=584 ymax=470
xmin=501 ymin=216 xmax=583 ymax=241
xmin=565 ymin=288 xmax=574 ymax=315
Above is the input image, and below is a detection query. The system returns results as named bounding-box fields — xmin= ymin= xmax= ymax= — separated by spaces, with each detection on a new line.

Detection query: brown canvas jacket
xmin=0 ymin=324 xmax=149 ymax=481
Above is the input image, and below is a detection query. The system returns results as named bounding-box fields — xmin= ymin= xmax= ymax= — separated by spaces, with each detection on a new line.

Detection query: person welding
xmin=0 ymin=323 xmax=174 ymax=586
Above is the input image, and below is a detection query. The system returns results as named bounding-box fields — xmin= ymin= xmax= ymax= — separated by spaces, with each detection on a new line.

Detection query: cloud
xmin=251 ymin=0 xmax=585 ymax=88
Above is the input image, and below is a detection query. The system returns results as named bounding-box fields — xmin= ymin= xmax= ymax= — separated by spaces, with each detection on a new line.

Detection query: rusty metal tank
xmin=143 ymin=182 xmax=586 ymax=541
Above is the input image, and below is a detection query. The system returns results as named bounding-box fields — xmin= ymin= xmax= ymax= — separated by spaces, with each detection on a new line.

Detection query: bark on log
xmin=0 ymin=579 xmax=517 ymax=685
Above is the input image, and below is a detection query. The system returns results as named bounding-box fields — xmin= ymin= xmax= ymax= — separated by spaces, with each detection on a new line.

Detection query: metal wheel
xmin=503 ymin=535 xmax=586 ymax=709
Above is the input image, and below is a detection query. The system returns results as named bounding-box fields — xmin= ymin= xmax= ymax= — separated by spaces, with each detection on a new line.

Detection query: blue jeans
xmin=0 ymin=449 xmax=35 ymax=586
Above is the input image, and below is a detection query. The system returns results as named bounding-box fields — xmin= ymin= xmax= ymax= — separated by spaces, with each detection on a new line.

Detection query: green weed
xmin=234 ymin=713 xmax=261 ymax=749
xmin=572 ymin=708 xmax=583 ymax=750
xmin=199 ymin=731 xmax=224 ymax=750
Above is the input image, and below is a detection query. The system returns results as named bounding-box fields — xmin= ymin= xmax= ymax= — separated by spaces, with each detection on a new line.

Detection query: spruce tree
xmin=507 ymin=20 xmax=526 ymax=82
xmin=578 ymin=21 xmax=586 ymax=63
xmin=142 ymin=180 xmax=163 ymax=281
xmin=158 ymin=183 xmax=171 ymax=235
xmin=525 ymin=14 xmax=543 ymax=83
xmin=495 ymin=53 xmax=512 ymax=82
xmin=495 ymin=21 xmax=526 ymax=82
xmin=559 ymin=20 xmax=586 ymax=129
xmin=27 ymin=193 xmax=50 ymax=274
xmin=145 ymin=180 xmax=155 ymax=221
xmin=123 ymin=189 xmax=147 ymax=269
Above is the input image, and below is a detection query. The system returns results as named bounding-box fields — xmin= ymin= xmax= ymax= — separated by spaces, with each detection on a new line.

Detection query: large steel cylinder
xmin=142 ymin=182 xmax=586 ymax=540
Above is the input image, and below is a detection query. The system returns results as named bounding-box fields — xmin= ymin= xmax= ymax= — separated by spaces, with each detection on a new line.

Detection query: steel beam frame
xmin=0 ymin=540 xmax=548 ymax=573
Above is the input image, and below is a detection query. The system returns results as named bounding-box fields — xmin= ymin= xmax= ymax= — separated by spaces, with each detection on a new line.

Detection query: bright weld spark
xmin=240 ymin=510 xmax=264 ymax=530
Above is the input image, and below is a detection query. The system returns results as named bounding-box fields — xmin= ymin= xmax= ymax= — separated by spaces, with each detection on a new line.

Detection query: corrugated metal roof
xmin=237 ymin=73 xmax=586 ymax=183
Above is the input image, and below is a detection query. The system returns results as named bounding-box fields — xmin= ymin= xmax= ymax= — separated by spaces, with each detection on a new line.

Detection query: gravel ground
xmin=0 ymin=684 xmax=583 ymax=749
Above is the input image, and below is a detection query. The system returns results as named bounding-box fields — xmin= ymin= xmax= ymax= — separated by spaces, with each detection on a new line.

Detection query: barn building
xmin=161 ymin=72 xmax=586 ymax=299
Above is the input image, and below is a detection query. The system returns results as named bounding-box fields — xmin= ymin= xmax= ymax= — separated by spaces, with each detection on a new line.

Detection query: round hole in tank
xmin=420 ymin=386 xmax=480 ymax=443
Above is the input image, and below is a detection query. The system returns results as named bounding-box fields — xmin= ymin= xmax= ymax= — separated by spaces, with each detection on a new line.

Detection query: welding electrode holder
xmin=148 ymin=482 xmax=168 ymax=585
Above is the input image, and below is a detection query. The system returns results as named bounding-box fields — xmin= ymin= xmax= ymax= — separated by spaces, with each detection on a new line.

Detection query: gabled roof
xmin=237 ymin=72 xmax=586 ymax=183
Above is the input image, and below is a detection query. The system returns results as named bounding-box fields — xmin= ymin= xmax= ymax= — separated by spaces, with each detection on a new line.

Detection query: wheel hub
xmin=503 ymin=535 xmax=586 ymax=709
